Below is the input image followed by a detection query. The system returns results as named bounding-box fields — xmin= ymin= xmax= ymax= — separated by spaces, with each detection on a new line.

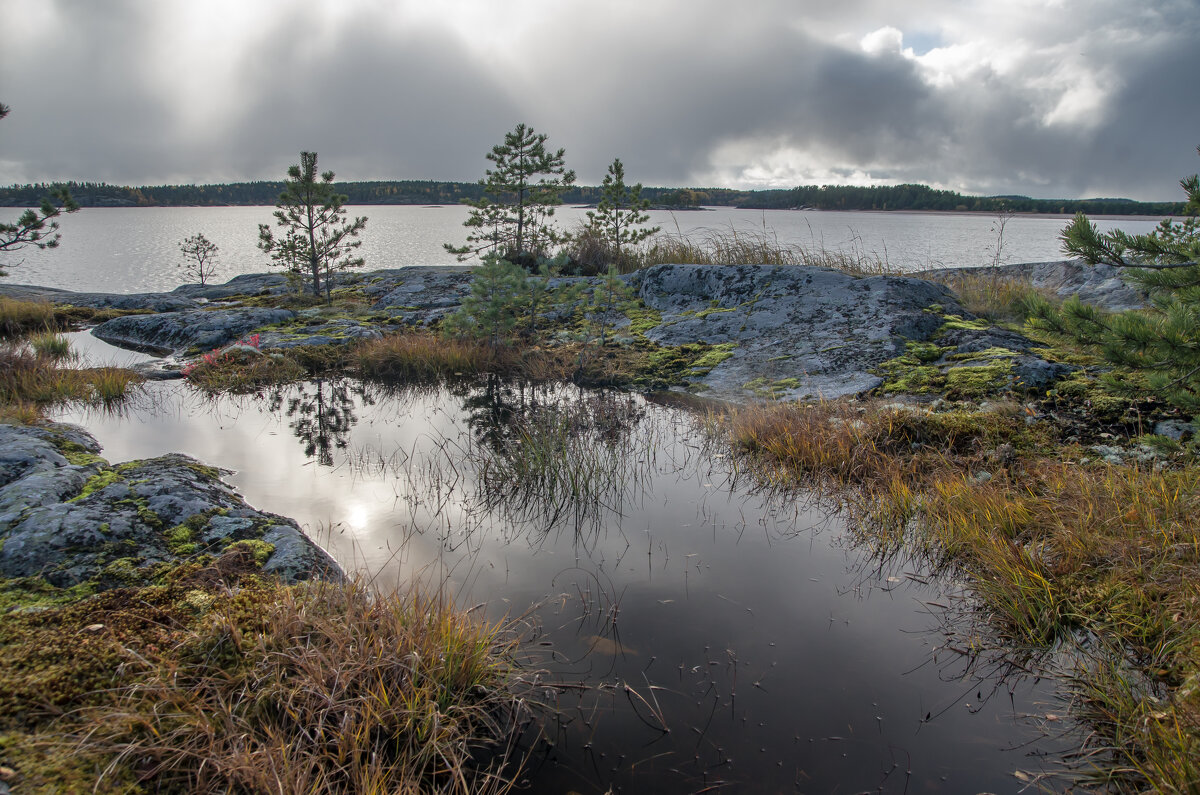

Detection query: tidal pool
xmin=55 ymin=376 xmax=1078 ymax=792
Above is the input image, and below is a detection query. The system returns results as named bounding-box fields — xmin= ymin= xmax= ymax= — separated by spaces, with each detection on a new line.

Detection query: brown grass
xmin=82 ymin=578 xmax=529 ymax=794
xmin=183 ymin=350 xmax=307 ymax=394
xmin=0 ymin=345 xmax=141 ymax=408
xmin=929 ymin=270 xmax=1061 ymax=325
xmin=637 ymin=226 xmax=899 ymax=276
xmin=0 ymin=297 xmax=61 ymax=339
xmin=356 ymin=332 xmax=512 ymax=381
xmin=1 ymin=551 xmax=534 ymax=793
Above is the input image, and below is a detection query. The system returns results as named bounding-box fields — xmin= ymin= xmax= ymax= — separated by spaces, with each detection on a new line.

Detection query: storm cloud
xmin=1 ymin=0 xmax=1197 ymax=200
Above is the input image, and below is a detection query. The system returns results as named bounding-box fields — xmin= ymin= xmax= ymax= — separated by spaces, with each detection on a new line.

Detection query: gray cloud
xmin=1 ymin=0 xmax=1197 ymax=200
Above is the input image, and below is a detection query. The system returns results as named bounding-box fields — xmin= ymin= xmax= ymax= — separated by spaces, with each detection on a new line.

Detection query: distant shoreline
xmin=0 ymin=180 xmax=1184 ymax=217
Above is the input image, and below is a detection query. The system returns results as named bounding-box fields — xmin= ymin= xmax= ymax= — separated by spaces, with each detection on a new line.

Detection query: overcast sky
xmin=1 ymin=0 xmax=1198 ymax=200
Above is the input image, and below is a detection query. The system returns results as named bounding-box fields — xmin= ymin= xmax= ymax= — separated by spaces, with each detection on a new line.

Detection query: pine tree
xmin=585 ymin=158 xmax=660 ymax=270
xmin=0 ymin=103 xmax=79 ymax=276
xmin=1027 ymin=148 xmax=1200 ymax=411
xmin=442 ymin=254 xmax=529 ymax=347
xmin=446 ymin=123 xmax=575 ymax=269
xmin=258 ymin=152 xmax=367 ymax=300
xmin=178 ymin=232 xmax=220 ymax=285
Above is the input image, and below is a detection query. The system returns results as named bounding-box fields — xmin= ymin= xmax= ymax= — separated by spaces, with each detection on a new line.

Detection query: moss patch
xmin=944 ymin=361 xmax=1014 ymax=399
xmin=67 ymin=469 xmax=124 ymax=503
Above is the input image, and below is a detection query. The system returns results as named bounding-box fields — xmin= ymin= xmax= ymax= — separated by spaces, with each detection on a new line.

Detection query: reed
xmin=470 ymin=391 xmax=649 ymax=529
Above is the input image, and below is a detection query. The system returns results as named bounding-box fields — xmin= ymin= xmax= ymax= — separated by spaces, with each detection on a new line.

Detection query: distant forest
xmin=0 ymin=179 xmax=1184 ymax=216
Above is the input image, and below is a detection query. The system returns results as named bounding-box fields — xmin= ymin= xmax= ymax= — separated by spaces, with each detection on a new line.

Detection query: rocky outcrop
xmin=629 ymin=265 xmax=958 ymax=400
xmin=0 ymin=422 xmax=340 ymax=588
xmin=12 ymin=263 xmax=1079 ymax=401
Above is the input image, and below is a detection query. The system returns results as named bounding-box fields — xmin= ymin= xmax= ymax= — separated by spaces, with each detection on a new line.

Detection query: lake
xmin=5 ymin=204 xmax=1165 ymax=294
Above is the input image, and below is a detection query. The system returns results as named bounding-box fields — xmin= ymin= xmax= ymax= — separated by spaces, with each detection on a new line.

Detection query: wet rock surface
xmin=0 ymin=422 xmax=340 ymax=588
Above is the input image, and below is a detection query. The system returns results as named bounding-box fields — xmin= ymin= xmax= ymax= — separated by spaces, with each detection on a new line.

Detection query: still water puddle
xmin=55 ymin=377 xmax=1078 ymax=792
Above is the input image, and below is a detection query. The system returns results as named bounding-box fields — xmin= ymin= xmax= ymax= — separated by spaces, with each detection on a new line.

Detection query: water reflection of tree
xmin=454 ymin=372 xmax=525 ymax=454
xmin=267 ymin=378 xmax=375 ymax=466
xmin=453 ymin=375 xmax=651 ymax=537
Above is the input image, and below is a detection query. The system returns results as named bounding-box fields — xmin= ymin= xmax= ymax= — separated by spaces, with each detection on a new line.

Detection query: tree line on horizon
xmin=0 ymin=179 xmax=1184 ymax=217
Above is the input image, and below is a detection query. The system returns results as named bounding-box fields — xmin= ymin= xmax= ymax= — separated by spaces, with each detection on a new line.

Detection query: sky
xmin=1 ymin=0 xmax=1198 ymax=201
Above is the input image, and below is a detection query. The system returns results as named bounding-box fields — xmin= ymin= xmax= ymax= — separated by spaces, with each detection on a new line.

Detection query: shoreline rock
xmin=0 ymin=422 xmax=341 ymax=590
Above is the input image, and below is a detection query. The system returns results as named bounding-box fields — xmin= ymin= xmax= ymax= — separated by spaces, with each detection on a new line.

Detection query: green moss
xmin=743 ymin=376 xmax=803 ymax=399
xmin=944 ymin=361 xmax=1014 ymax=398
xmin=101 ymin=557 xmax=148 ymax=586
xmin=164 ymin=524 xmax=194 ymax=553
xmin=0 ymin=577 xmax=97 ymax=611
xmin=224 ymin=539 xmax=275 ymax=566
xmin=689 ymin=342 xmax=736 ymax=375
xmin=874 ymin=341 xmax=954 ymax=394
xmin=908 ymin=341 xmax=950 ymax=363
xmin=625 ymin=306 xmax=662 ymax=337
xmin=636 ymin=342 xmax=736 ymax=388
xmin=939 ymin=314 xmax=991 ymax=331
xmin=694 ymin=306 xmax=737 ymax=319
xmin=947 ymin=346 xmax=1020 ymax=363
xmin=68 ymin=469 xmax=124 ymax=503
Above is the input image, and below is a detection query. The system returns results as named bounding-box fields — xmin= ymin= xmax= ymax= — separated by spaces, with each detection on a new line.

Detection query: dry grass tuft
xmin=637 ymin=226 xmax=899 ymax=276
xmin=0 ymin=344 xmax=141 ymax=409
xmin=929 ymin=270 xmax=1061 ymax=325
xmin=0 ymin=297 xmax=62 ymax=339
xmin=183 ymin=350 xmax=307 ymax=393
xmin=356 ymin=332 xmax=511 ymax=381
xmin=82 ymin=578 xmax=529 ymax=794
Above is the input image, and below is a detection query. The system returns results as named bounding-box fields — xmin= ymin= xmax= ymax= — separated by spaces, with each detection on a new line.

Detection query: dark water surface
xmin=55 ymin=378 xmax=1077 ymax=792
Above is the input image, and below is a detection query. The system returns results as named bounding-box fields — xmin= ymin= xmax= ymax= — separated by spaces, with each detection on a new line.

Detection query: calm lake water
xmin=5 ymin=204 xmax=1165 ymax=294
xmin=54 ymin=364 xmax=1081 ymax=793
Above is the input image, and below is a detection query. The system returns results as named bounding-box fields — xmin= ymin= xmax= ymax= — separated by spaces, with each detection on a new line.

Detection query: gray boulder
xmin=92 ymin=307 xmax=296 ymax=354
xmin=0 ymin=422 xmax=340 ymax=588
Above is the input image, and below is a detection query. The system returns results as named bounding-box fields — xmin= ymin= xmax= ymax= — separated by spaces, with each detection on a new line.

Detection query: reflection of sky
xmin=53 ymin=381 xmax=1078 ymax=793
xmin=61 ymin=330 xmax=156 ymax=369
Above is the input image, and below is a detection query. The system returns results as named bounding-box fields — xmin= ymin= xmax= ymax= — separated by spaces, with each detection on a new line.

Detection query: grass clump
xmin=87 ymin=579 xmax=528 ymax=794
xmin=29 ymin=332 xmax=73 ymax=360
xmin=0 ymin=298 xmax=62 ymax=339
xmin=930 ymin=270 xmax=1061 ymax=325
xmin=183 ymin=349 xmax=307 ymax=394
xmin=356 ymin=332 xmax=510 ymax=381
xmin=0 ymin=551 xmax=532 ymax=794
xmin=0 ymin=345 xmax=141 ymax=410
xmin=636 ymin=226 xmax=897 ymax=275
